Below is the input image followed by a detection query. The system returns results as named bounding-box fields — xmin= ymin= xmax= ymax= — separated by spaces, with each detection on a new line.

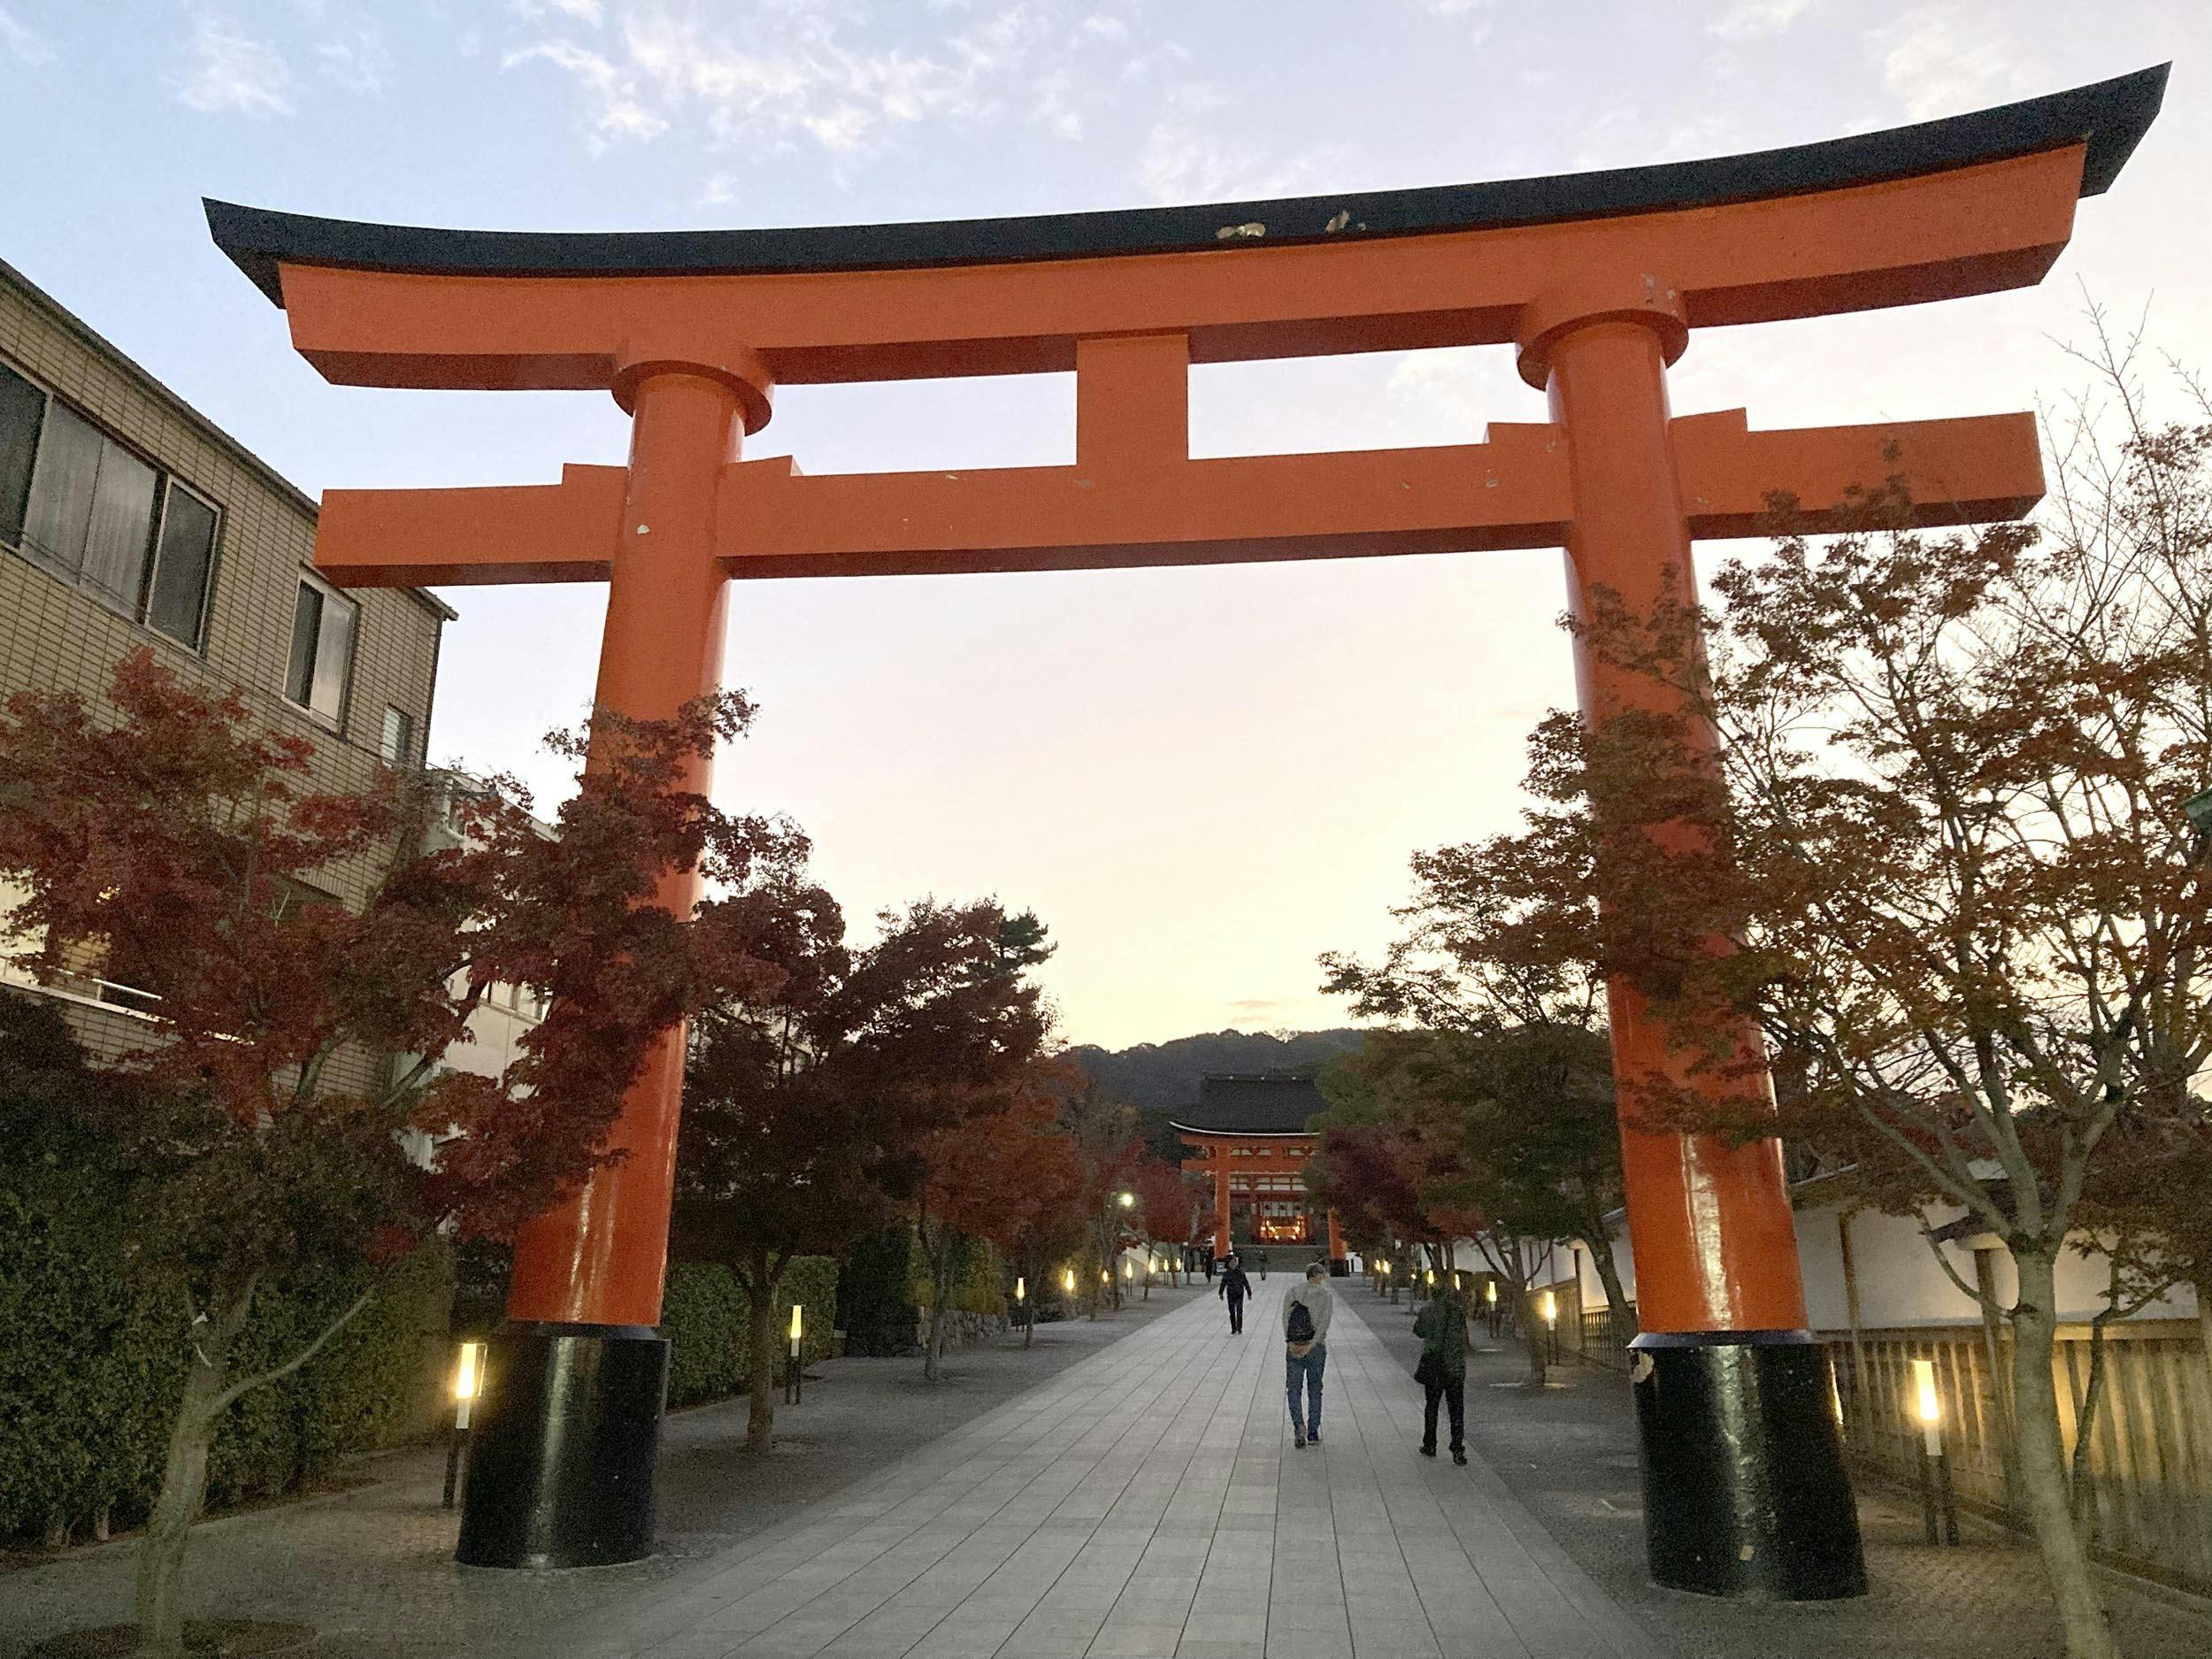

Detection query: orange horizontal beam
xmin=317 ymin=464 xmax=625 ymax=586
xmin=1672 ymin=408 xmax=2043 ymax=534
xmin=718 ymin=425 xmax=1569 ymax=579
xmin=275 ymin=149 xmax=2083 ymax=391
xmin=311 ymin=411 xmax=2042 ymax=588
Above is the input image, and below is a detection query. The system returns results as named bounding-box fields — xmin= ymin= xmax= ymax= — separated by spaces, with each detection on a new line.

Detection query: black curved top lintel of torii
xmin=204 ymin=63 xmax=2169 ymax=309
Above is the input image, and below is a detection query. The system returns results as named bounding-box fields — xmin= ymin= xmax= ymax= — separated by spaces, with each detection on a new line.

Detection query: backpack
xmin=1286 ymin=1299 xmax=1316 ymax=1345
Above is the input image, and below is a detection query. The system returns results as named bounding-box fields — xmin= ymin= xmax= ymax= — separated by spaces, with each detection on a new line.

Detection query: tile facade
xmin=0 ymin=257 xmax=452 ymax=1098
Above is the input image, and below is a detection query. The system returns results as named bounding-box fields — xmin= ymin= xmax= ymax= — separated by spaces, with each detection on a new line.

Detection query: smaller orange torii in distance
xmin=208 ymin=63 xmax=2164 ymax=1595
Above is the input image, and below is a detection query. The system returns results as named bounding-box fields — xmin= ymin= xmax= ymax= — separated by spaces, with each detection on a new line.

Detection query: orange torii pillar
xmin=497 ymin=350 xmax=772 ymax=1571
xmin=203 ymin=62 xmax=2163 ymax=1593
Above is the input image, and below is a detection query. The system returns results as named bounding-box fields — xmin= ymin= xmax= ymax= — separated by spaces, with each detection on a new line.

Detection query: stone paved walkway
xmin=556 ymin=1278 xmax=1655 ymax=1659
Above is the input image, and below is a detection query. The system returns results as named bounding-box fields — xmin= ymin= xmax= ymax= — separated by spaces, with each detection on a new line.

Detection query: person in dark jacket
xmin=1413 ymin=1286 xmax=1469 ymax=1463
xmin=1217 ymin=1253 xmax=1254 ymax=1333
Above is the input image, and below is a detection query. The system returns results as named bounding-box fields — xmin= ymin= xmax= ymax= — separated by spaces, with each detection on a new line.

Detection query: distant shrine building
xmin=1174 ymin=1074 xmax=1343 ymax=1264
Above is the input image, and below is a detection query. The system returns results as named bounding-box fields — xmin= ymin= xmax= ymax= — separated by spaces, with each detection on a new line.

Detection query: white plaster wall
xmin=1814 ymin=1202 xmax=1980 ymax=1327
xmin=1972 ymin=1233 xmax=2199 ymax=1324
xmin=1531 ymin=1195 xmax=2200 ymax=1330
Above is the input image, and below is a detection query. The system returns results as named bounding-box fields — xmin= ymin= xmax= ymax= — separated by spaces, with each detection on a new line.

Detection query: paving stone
xmin=45 ymin=1272 xmax=2186 ymax=1659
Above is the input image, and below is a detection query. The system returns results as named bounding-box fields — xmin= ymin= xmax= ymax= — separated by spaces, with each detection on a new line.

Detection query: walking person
xmin=1283 ymin=1261 xmax=1333 ymax=1448
xmin=1414 ymin=1281 xmax=1469 ymax=1464
xmin=1217 ymin=1252 xmax=1253 ymax=1333
xmin=1257 ymin=1248 xmax=1270 ymax=1280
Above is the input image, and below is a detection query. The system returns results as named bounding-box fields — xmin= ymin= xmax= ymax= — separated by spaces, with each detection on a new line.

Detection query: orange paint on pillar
xmin=1527 ymin=303 xmax=1806 ymax=1336
xmin=504 ymin=361 xmax=765 ymax=1329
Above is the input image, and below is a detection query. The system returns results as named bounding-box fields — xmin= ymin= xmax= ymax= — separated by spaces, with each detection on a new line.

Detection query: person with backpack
xmin=1413 ymin=1282 xmax=1469 ymax=1464
xmin=1283 ymin=1261 xmax=1333 ymax=1448
xmin=1217 ymin=1252 xmax=1254 ymax=1333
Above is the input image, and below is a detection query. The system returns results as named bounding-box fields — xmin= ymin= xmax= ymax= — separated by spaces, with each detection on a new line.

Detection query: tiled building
xmin=0 ymin=255 xmax=453 ymax=1091
xmin=1174 ymin=1072 xmax=1343 ymax=1263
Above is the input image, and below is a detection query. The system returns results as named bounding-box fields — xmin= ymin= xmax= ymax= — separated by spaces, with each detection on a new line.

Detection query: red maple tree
xmin=0 ymin=649 xmax=801 ymax=1655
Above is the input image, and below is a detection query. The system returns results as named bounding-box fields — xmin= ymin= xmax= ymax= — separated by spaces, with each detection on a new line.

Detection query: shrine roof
xmin=206 ymin=65 xmax=2164 ymax=309
xmin=1172 ymin=1074 xmax=1330 ymax=1140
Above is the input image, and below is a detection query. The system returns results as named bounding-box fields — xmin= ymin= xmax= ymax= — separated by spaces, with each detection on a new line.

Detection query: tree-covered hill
xmin=1068 ymin=1028 xmax=1369 ymax=1113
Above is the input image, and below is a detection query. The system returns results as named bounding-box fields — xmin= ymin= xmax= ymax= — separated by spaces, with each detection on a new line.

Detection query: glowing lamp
xmin=455 ymin=1340 xmax=482 ymax=1402
xmin=1425 ymin=1270 xmax=1435 ymax=1287
xmin=1913 ymin=1357 xmax=1942 ymax=1453
xmin=453 ymin=1340 xmax=484 ymax=1431
xmin=1015 ymin=1276 xmax=1026 ymax=1302
xmin=1123 ymin=1260 xmax=1133 ymax=1279
xmin=1486 ymin=1281 xmax=1497 ymax=1305
xmin=1063 ymin=1267 xmax=1076 ymax=1294
xmin=1118 ymin=1191 xmax=1135 ymax=1209
xmin=789 ymin=1302 xmax=804 ymax=1343
xmin=1541 ymin=1290 xmax=1558 ymax=1327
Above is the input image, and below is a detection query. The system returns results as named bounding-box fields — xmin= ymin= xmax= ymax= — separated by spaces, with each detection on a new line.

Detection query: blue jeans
xmin=1286 ymin=1341 xmax=1326 ymax=1438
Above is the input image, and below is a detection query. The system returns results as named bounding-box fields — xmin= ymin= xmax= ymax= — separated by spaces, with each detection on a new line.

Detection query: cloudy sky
xmin=1 ymin=1 xmax=2206 ymax=1048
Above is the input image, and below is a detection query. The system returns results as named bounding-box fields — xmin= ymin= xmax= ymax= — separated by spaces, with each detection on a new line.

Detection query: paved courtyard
xmin=551 ymin=1279 xmax=1653 ymax=1659
xmin=15 ymin=1272 xmax=2206 ymax=1658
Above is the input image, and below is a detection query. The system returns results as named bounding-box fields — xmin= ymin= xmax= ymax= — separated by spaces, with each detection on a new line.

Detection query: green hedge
xmin=912 ymin=1236 xmax=1008 ymax=1317
xmin=0 ymin=992 xmax=834 ymax=1545
xmin=205 ymin=1248 xmax=452 ymax=1508
xmin=840 ymin=1226 xmax=919 ymax=1356
xmin=0 ymin=1112 xmax=453 ymax=1547
xmin=661 ymin=1256 xmax=837 ymax=1409
xmin=839 ymin=1226 xmax=1009 ymax=1356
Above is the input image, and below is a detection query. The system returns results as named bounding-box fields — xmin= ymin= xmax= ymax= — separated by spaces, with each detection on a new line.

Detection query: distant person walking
xmin=1283 ymin=1262 xmax=1333 ymax=1448
xmin=1217 ymin=1253 xmax=1253 ymax=1333
xmin=1257 ymin=1249 xmax=1270 ymax=1280
xmin=1414 ymin=1284 xmax=1469 ymax=1464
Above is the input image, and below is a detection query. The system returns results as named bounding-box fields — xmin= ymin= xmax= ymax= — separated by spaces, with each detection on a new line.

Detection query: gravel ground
xmin=1354 ymin=1283 xmax=2212 ymax=1659
xmin=0 ymin=1284 xmax=1210 ymax=1659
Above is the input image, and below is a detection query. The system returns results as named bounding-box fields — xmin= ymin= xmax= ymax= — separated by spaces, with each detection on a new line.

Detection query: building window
xmin=0 ymin=361 xmax=219 ymax=650
xmin=380 ymin=706 xmax=417 ymax=767
xmin=286 ymin=573 xmax=357 ymax=726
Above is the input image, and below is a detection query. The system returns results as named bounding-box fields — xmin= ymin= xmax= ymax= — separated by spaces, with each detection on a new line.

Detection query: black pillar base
xmin=1630 ymin=1330 xmax=1866 ymax=1601
xmin=455 ymin=1322 xmax=669 ymax=1570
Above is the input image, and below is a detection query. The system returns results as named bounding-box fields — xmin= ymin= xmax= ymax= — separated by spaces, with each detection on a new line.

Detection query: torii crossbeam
xmin=210 ymin=62 xmax=2164 ymax=1591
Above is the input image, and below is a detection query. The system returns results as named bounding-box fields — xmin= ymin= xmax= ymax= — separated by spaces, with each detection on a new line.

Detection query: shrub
xmin=0 ymin=1097 xmax=452 ymax=1544
xmin=662 ymin=1257 xmax=838 ymax=1408
xmin=840 ymin=1226 xmax=920 ymax=1356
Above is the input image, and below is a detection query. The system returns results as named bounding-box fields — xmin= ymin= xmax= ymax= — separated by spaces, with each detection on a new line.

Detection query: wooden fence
xmin=1571 ymin=1306 xmax=2212 ymax=1595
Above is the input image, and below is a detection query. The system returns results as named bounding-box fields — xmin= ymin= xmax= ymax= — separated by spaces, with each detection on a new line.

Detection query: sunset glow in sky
xmin=3 ymin=1 xmax=2207 ymax=1046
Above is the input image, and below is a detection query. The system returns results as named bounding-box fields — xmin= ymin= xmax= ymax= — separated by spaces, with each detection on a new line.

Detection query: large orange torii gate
xmin=210 ymin=64 xmax=2163 ymax=1594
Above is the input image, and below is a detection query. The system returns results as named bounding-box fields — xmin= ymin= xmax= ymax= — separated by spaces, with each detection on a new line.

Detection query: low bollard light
xmin=1912 ymin=1357 xmax=1960 ymax=1546
xmin=1542 ymin=1289 xmax=1559 ymax=1363
xmin=785 ymin=1302 xmax=805 ymax=1404
xmin=442 ymin=1340 xmax=484 ymax=1509
xmin=1017 ymin=1276 xmax=1033 ymax=1346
